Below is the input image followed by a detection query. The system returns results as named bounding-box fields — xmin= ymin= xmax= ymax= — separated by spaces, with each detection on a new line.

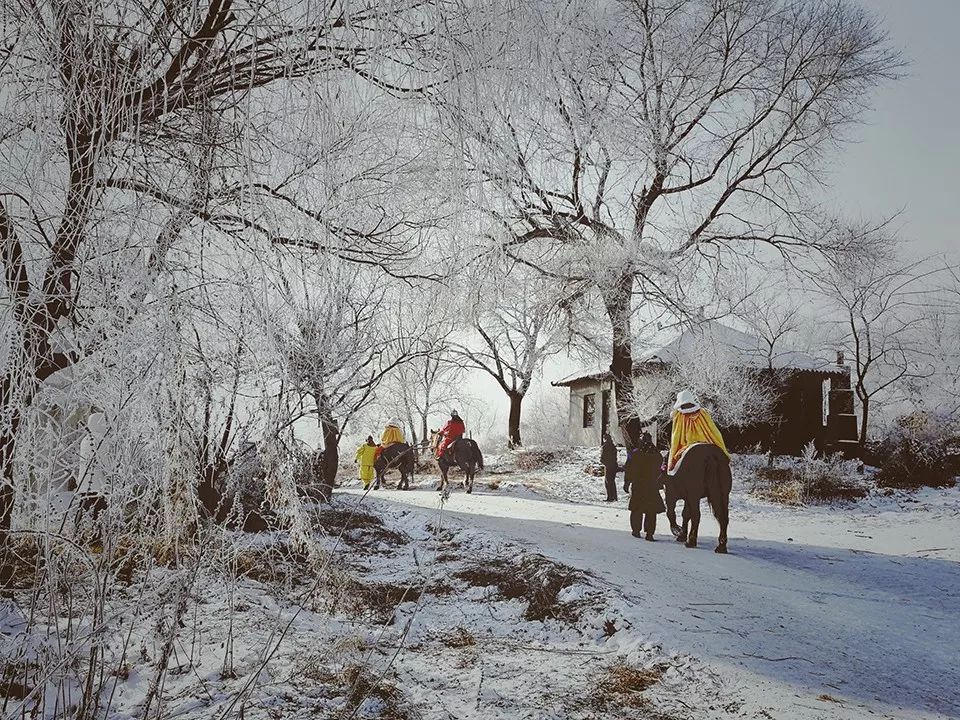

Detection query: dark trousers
xmin=604 ymin=467 xmax=618 ymax=501
xmin=630 ymin=510 xmax=657 ymax=537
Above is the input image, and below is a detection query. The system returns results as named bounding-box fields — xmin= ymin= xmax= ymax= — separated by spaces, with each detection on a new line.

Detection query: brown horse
xmin=374 ymin=442 xmax=415 ymax=490
xmin=430 ymin=431 xmax=484 ymax=493
xmin=665 ymin=443 xmax=732 ymax=553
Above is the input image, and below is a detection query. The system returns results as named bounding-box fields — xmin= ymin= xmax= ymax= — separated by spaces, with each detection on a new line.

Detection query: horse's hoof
xmin=675 ymin=534 xmax=687 ymax=543
xmin=466 ymin=488 xmax=472 ymax=494
xmin=670 ymin=526 xmax=682 ymax=539
xmin=685 ymin=540 xmax=697 ymax=549
xmin=715 ymin=544 xmax=728 ymax=554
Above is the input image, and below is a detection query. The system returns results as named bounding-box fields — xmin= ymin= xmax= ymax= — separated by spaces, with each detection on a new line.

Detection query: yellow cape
xmin=668 ymin=408 xmax=729 ymax=471
xmin=381 ymin=424 xmax=405 ymax=446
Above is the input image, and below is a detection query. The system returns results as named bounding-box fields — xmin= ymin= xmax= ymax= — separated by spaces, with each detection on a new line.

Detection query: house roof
xmin=553 ymin=320 xmax=847 ymax=387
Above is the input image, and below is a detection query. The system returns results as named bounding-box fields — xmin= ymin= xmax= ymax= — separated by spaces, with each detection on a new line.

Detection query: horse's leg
xmin=437 ymin=463 xmax=446 ymax=492
xmin=676 ymin=501 xmax=689 ymax=543
xmin=712 ymin=491 xmax=730 ymax=554
xmin=665 ymin=496 xmax=676 ymax=529
xmin=685 ymin=498 xmax=701 ymax=549
xmin=466 ymin=463 xmax=474 ymax=494
xmin=667 ymin=496 xmax=681 ymax=537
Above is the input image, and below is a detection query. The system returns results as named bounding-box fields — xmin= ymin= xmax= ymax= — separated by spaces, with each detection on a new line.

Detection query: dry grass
xmin=337 ymin=577 xmax=423 ymax=625
xmin=313 ymin=506 xmax=408 ymax=547
xmin=441 ymin=626 xmax=476 ymax=648
xmin=592 ymin=661 xmax=668 ymax=710
xmin=232 ymin=541 xmax=316 ymax=585
xmin=515 ymin=449 xmax=556 ymax=470
xmin=340 ymin=664 xmax=409 ymax=720
xmin=818 ymin=693 xmax=843 ymax=704
xmin=0 ymin=661 xmax=34 ymax=700
xmin=291 ymin=661 xmax=409 ymax=719
xmin=453 ymin=554 xmax=587 ymax=622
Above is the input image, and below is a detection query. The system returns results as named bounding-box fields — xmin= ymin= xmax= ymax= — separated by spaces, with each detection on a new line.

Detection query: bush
xmin=515 ymin=449 xmax=556 ymax=470
xmin=874 ymin=413 xmax=960 ymax=490
xmin=751 ymin=443 xmax=868 ymax=505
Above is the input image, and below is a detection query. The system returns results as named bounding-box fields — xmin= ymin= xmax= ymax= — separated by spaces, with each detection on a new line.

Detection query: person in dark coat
xmin=600 ymin=434 xmax=619 ymax=502
xmin=625 ymin=432 xmax=666 ymax=540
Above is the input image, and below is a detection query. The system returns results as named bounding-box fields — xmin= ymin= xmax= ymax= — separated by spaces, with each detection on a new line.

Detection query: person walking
xmin=625 ymin=432 xmax=666 ymax=540
xmin=600 ymin=433 xmax=619 ymax=502
xmin=354 ymin=436 xmax=378 ymax=490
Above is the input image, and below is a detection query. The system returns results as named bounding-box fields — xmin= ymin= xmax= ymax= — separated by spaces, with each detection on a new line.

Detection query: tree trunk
xmin=603 ymin=274 xmax=641 ymax=448
xmin=859 ymin=395 xmax=870 ymax=448
xmin=507 ymin=391 xmax=523 ymax=448
xmin=319 ymin=407 xmax=340 ymax=500
xmin=0 ymin=368 xmax=33 ymax=593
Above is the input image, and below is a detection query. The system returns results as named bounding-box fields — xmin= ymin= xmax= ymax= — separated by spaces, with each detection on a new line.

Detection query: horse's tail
xmin=472 ymin=440 xmax=484 ymax=470
xmin=705 ymin=453 xmax=732 ymax=520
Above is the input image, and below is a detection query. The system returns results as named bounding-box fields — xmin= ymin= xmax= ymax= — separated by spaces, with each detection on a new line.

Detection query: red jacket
xmin=440 ymin=417 xmax=465 ymax=440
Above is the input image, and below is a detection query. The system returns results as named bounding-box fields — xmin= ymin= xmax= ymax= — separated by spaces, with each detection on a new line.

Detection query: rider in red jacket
xmin=436 ymin=410 xmax=466 ymax=459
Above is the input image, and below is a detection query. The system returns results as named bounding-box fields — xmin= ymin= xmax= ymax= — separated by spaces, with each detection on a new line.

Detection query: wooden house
xmin=553 ymin=321 xmax=858 ymax=454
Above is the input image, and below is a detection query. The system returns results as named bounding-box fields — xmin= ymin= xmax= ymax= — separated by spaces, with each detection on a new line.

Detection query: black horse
xmin=374 ymin=443 xmax=415 ymax=490
xmin=432 ymin=434 xmax=484 ymax=493
xmin=664 ymin=443 xmax=732 ymax=553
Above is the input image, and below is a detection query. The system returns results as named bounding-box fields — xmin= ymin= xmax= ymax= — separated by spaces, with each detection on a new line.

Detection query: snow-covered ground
xmin=342 ymin=448 xmax=960 ymax=719
xmin=5 ymin=449 xmax=956 ymax=719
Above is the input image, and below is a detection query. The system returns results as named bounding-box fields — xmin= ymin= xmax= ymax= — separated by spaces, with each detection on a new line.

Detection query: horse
xmin=430 ymin=432 xmax=484 ymax=493
xmin=374 ymin=442 xmax=415 ymax=490
xmin=664 ymin=443 xmax=732 ymax=553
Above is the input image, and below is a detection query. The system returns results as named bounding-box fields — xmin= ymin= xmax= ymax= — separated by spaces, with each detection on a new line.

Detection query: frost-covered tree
xmin=455 ymin=265 xmax=567 ymax=447
xmin=0 ymin=0 xmax=444 ymax=584
xmin=735 ymin=283 xmax=806 ymax=372
xmin=264 ymin=259 xmax=429 ymax=495
xmin=435 ymin=0 xmax=902 ymax=446
xmin=809 ymin=230 xmax=944 ymax=446
xmin=627 ymin=329 xmax=778 ymax=435
xmin=380 ymin=336 xmax=464 ymax=452
xmin=892 ymin=261 xmax=960 ymax=424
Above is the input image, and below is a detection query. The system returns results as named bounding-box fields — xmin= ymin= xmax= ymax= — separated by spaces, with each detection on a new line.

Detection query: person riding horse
xmin=667 ymin=389 xmax=729 ymax=475
xmin=666 ymin=389 xmax=733 ymax=553
xmin=435 ymin=410 xmax=466 ymax=461
xmin=373 ymin=422 xmax=414 ymax=490
xmin=380 ymin=420 xmax=405 ymax=448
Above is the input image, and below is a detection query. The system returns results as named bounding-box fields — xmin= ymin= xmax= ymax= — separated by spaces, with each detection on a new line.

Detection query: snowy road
xmin=344 ymin=486 xmax=960 ymax=719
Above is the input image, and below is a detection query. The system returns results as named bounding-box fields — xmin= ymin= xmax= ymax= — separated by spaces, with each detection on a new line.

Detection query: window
xmin=582 ymin=393 xmax=596 ymax=428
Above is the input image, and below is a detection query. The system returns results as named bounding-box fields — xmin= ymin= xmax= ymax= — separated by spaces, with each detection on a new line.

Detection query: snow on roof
xmin=553 ymin=320 xmax=845 ymax=386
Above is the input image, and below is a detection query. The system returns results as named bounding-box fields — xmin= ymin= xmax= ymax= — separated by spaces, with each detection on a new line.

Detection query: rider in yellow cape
xmin=380 ymin=420 xmax=405 ymax=447
xmin=667 ymin=389 xmax=729 ymax=475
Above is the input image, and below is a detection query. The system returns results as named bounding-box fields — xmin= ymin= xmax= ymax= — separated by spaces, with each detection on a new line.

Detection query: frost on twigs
xmin=748 ymin=443 xmax=869 ymax=505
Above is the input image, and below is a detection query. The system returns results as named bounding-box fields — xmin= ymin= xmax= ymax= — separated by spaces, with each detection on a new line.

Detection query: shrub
xmin=874 ymin=413 xmax=960 ymax=490
xmin=515 ymin=449 xmax=556 ymax=470
xmin=751 ymin=443 xmax=868 ymax=505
